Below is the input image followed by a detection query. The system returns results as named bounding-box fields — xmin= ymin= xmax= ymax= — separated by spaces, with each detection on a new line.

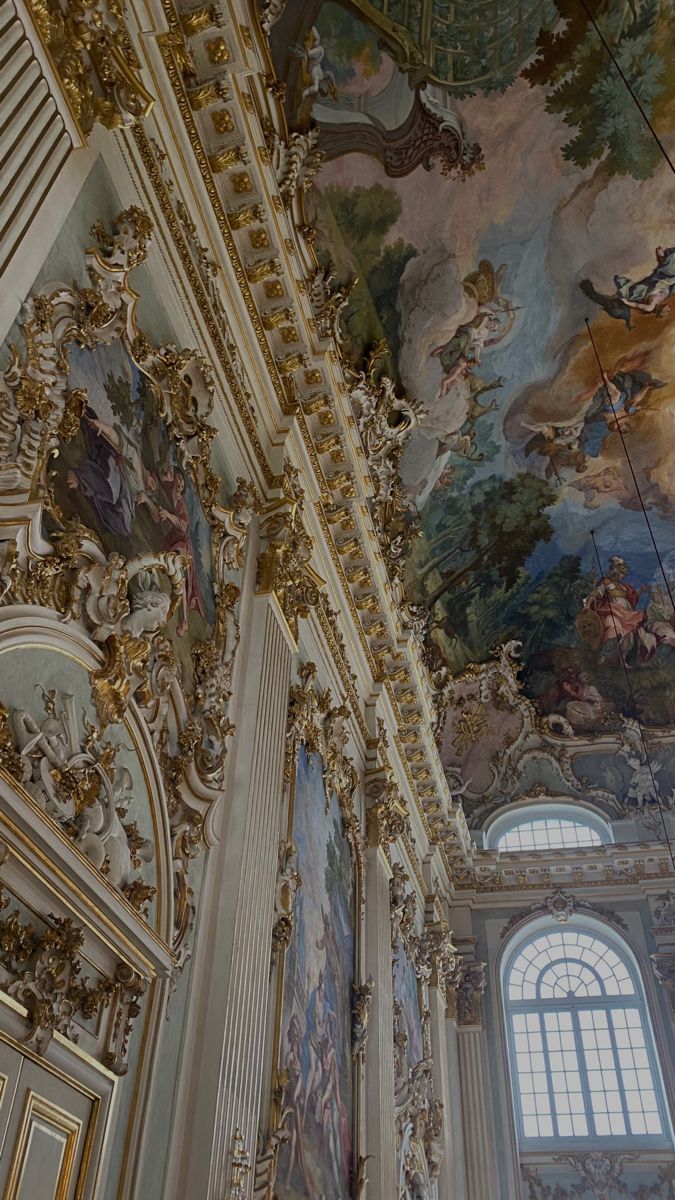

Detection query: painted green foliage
xmin=316 ymin=184 xmax=417 ymax=373
xmin=523 ymin=0 xmax=667 ymax=178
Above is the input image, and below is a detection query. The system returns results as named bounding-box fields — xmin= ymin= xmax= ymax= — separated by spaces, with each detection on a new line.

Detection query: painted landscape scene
xmin=270 ymin=0 xmax=675 ymax=741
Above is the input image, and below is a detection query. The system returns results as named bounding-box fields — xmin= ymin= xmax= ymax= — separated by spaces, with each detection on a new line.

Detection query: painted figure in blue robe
xmin=580 ymin=368 xmax=665 ymax=459
xmin=581 ymin=245 xmax=675 ymax=327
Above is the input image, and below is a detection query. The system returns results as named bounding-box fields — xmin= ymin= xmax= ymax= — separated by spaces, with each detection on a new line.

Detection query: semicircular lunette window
xmin=492 ymin=814 xmax=605 ymax=853
xmin=505 ymin=927 xmax=670 ymax=1147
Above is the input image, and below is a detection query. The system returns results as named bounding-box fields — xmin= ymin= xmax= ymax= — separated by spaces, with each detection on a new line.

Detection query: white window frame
xmin=485 ymin=802 xmax=612 ymax=852
xmin=501 ymin=919 xmax=673 ymax=1153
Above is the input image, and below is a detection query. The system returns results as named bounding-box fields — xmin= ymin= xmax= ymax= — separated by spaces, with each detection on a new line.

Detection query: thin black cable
xmin=589 ymin=530 xmax=675 ymax=867
xmin=584 ymin=319 xmax=675 ymax=618
xmin=579 ymin=0 xmax=675 ymax=176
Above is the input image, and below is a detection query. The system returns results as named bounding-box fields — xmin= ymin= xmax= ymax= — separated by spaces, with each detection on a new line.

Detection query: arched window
xmin=485 ymin=805 xmax=611 ymax=852
xmin=503 ymin=923 xmax=671 ymax=1148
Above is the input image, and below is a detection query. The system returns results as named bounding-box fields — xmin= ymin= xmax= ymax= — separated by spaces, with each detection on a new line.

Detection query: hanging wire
xmin=588 ymin=531 xmax=675 ymax=868
xmin=578 ymin=0 xmax=675 ymax=176
xmin=584 ymin=319 xmax=675 ymax=619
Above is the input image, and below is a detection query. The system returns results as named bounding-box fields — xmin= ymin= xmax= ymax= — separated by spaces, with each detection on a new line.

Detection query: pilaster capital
xmin=446 ymin=958 xmax=487 ymax=1027
xmin=256 ymin=475 xmax=323 ymax=641
xmin=365 ymin=769 xmax=408 ymax=848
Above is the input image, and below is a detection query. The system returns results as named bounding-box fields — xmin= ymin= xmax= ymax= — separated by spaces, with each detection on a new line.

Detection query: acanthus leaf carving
xmin=445 ymin=957 xmax=487 ymax=1026
xmin=258 ymin=473 xmax=323 ymax=642
xmin=27 ymin=0 xmax=154 ymax=136
xmin=500 ymin=889 xmax=630 ymax=942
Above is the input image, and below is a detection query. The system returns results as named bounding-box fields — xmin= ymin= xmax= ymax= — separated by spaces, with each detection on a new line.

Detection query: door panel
xmin=0 ymin=1058 xmax=94 ymax=1200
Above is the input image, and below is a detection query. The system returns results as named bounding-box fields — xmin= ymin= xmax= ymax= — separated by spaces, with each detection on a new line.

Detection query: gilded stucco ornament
xmin=350 ymin=341 xmax=425 ymax=585
xmin=351 ymin=974 xmax=374 ymax=1061
xmin=270 ymin=839 xmax=301 ymax=971
xmin=27 ymin=0 xmax=154 ymax=135
xmin=0 ymin=208 xmax=253 ymax=962
xmin=366 ymin=768 xmax=409 ymax=848
xmin=447 ymin=958 xmax=486 ymax=1026
xmin=285 ymin=662 xmax=363 ymax=890
xmin=253 ymin=1070 xmax=291 ymax=1200
xmin=0 ymin=880 xmax=143 ymax=1072
xmin=258 ymin=476 xmax=323 ymax=642
xmin=270 ymin=126 xmax=324 ymax=205
xmin=390 ymin=868 xmax=445 ymax=1188
xmin=307 ymin=265 xmax=354 ymax=345
xmin=389 ymin=862 xmax=417 ymax=950
xmin=8 ymin=688 xmax=155 ymax=912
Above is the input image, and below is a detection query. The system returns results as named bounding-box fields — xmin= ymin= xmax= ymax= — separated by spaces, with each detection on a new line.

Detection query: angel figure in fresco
xmin=581 ymin=245 xmax=675 ymax=327
xmin=137 ymin=464 xmax=206 ymax=635
xmin=577 ymin=555 xmax=675 ymax=665
xmin=317 ymin=908 xmax=345 ymax=1033
xmin=431 ymin=309 xmax=513 ymax=400
xmin=66 ymin=404 xmax=148 ymax=537
xmin=290 ymin=27 xmax=337 ymax=102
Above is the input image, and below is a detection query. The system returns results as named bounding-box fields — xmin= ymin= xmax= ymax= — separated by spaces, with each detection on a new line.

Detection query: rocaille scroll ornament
xmin=0 ymin=208 xmax=255 ymax=962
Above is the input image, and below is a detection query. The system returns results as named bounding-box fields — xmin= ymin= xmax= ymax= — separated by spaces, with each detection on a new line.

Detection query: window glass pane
xmin=495 ymin=816 xmax=603 ymax=852
xmin=510 ymin=1012 xmax=554 ymax=1138
xmin=508 ymin=932 xmax=636 ymax=1000
xmin=578 ymin=1010 xmax=627 ymax=1137
xmin=505 ymin=926 xmax=667 ymax=1149
xmin=609 ymin=1008 xmax=663 ymax=1137
xmin=543 ymin=1011 xmax=588 ymax=1137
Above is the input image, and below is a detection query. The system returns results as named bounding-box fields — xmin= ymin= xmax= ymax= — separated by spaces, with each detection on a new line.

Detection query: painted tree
xmin=523 ymin=0 xmax=665 ymax=179
xmin=422 ymin=473 xmax=556 ymax=610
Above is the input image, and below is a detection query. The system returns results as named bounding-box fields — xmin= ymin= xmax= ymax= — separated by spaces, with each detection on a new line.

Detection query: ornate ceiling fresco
xmin=269 ymin=0 xmax=675 ymax=828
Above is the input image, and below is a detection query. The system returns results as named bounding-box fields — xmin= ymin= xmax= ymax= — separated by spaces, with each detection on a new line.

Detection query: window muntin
xmin=505 ymin=927 xmax=670 ymax=1147
xmin=495 ymin=816 xmax=602 ymax=852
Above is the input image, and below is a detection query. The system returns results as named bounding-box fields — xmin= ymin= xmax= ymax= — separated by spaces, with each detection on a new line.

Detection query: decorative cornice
xmin=500 ymin=889 xmax=630 ymax=940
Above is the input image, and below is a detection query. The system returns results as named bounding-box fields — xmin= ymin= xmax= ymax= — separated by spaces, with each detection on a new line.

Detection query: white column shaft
xmin=457 ymin=1027 xmax=499 ymax=1200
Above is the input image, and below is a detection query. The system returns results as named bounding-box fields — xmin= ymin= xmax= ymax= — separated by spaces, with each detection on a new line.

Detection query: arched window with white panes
xmin=485 ymin=803 xmax=611 ymax=852
xmin=502 ymin=920 xmax=672 ymax=1150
